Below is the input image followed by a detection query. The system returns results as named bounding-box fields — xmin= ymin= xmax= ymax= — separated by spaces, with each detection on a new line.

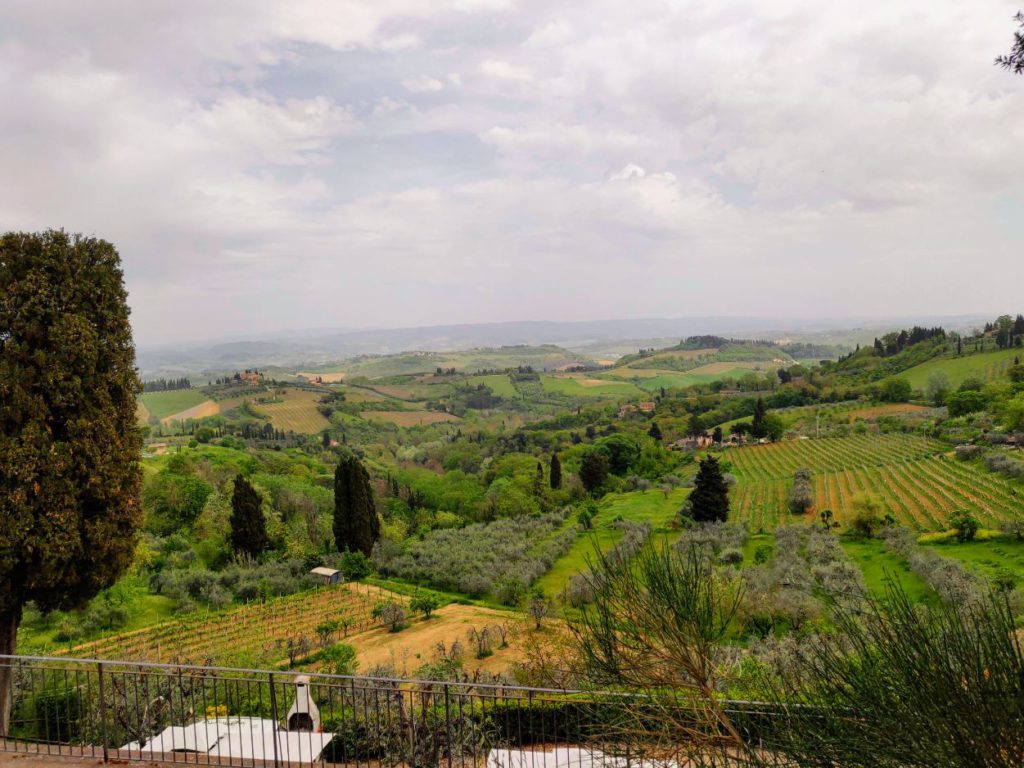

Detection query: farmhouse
xmin=673 ymin=433 xmax=715 ymax=451
xmin=618 ymin=401 xmax=657 ymax=418
xmin=310 ymin=566 xmax=341 ymax=585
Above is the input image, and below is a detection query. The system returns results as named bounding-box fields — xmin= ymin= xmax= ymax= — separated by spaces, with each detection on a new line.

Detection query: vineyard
xmin=728 ymin=434 xmax=1024 ymax=531
xmin=57 ymin=583 xmax=406 ymax=666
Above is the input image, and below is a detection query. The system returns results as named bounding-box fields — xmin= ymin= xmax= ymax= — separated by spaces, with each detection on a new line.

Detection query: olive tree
xmin=0 ymin=231 xmax=142 ymax=734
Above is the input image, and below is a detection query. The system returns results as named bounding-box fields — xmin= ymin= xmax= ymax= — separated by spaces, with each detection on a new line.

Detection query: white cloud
xmin=480 ymin=59 xmax=534 ymax=82
xmin=402 ymin=75 xmax=445 ymax=93
xmin=0 ymin=0 xmax=1021 ymax=345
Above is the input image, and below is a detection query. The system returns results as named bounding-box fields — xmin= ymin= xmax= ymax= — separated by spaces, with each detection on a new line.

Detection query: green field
xmin=633 ymin=367 xmax=765 ymax=391
xmin=841 ymin=538 xmax=934 ymax=603
xmin=726 ymin=434 xmax=1024 ymax=532
xmin=465 ymin=374 xmax=518 ymax=398
xmin=896 ymin=347 xmax=1022 ymax=390
xmin=534 ymin=488 xmax=689 ymax=598
xmin=539 ymin=375 xmax=645 ymax=397
xmin=138 ymin=389 xmax=209 ymax=420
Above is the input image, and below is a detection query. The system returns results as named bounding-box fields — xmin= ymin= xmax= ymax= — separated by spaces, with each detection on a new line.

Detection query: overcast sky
xmin=1 ymin=1 xmax=1022 ymax=346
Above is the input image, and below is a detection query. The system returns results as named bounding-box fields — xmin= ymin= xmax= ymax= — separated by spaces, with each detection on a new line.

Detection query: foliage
xmin=683 ymin=456 xmax=730 ymax=523
xmin=578 ymin=448 xmax=610 ymax=494
xmin=372 ymin=600 xmax=407 ymax=632
xmin=0 ymin=231 xmax=142 ymax=733
xmin=334 ymin=453 xmax=380 ymax=556
xmin=338 ymin=550 xmax=374 ymax=580
xmin=763 ymin=583 xmax=1024 ymax=767
xmin=948 ymin=510 xmax=980 ymax=543
xmin=410 ymin=593 xmax=440 ymax=618
xmin=230 ymin=475 xmax=270 ymax=558
xmin=848 ymin=493 xmax=885 ymax=539
xmin=786 ymin=468 xmax=813 ymax=515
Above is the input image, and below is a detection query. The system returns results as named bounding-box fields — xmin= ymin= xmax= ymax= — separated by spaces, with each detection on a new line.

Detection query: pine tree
xmin=648 ymin=421 xmax=663 ymax=441
xmin=230 ymin=475 xmax=269 ymax=557
xmin=0 ymin=231 xmax=142 ymax=735
xmin=334 ymin=454 xmax=380 ymax=556
xmin=685 ymin=456 xmax=730 ymax=523
xmin=534 ymin=461 xmax=545 ymax=496
xmin=550 ymin=452 xmax=562 ymax=490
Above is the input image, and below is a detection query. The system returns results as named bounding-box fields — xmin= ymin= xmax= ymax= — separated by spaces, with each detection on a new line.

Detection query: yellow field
xmin=686 ymin=361 xmax=772 ymax=374
xmin=162 ymin=399 xmax=219 ymax=424
xmin=844 ymin=403 xmax=931 ymax=422
xmin=252 ymin=389 xmax=331 ymax=433
xmin=297 ymin=370 xmax=346 ymax=383
xmin=362 ymin=411 xmax=461 ymax=427
xmin=136 ymin=401 xmax=150 ymax=425
xmin=346 ymin=603 xmax=528 ymax=676
xmin=341 ymin=387 xmax=388 ymax=403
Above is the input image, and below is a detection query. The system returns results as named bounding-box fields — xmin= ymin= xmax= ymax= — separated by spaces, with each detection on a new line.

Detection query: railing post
xmin=268 ymin=672 xmax=281 ymax=768
xmin=96 ymin=662 xmax=109 ymax=763
xmin=444 ymin=682 xmax=453 ymax=768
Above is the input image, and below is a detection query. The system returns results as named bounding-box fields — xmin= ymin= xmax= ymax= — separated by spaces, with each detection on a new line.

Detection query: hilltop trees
xmin=333 ymin=453 xmax=380 ymax=556
xmin=230 ymin=475 xmax=269 ymax=558
xmin=0 ymin=231 xmax=142 ymax=735
xmin=684 ymin=456 xmax=730 ymax=523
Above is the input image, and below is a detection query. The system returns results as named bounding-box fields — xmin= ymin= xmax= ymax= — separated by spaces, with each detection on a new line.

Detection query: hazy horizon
xmin=2 ymin=1 xmax=1022 ymax=347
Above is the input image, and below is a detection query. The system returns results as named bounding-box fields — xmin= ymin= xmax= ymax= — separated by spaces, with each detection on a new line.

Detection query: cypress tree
xmin=334 ymin=454 xmax=380 ymax=556
xmin=751 ymin=397 xmax=767 ymax=438
xmin=550 ymin=452 xmax=562 ymax=490
xmin=648 ymin=421 xmax=663 ymax=441
xmin=685 ymin=456 xmax=730 ymax=523
xmin=230 ymin=475 xmax=269 ymax=558
xmin=0 ymin=231 xmax=142 ymax=735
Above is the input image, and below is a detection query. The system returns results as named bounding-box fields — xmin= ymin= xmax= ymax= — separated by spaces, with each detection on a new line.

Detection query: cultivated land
xmin=250 ymin=388 xmax=331 ymax=433
xmin=896 ymin=347 xmax=1023 ymax=389
xmin=727 ymin=434 xmax=1024 ymax=532
xmin=362 ymin=411 xmax=462 ymax=427
xmin=138 ymin=390 xmax=209 ymax=420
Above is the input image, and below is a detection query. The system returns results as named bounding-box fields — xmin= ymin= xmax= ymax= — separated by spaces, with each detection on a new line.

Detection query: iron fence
xmin=0 ymin=655 xmax=793 ymax=767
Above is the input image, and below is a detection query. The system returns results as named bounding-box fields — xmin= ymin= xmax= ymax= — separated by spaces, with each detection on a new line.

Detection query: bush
xmin=338 ymin=550 xmax=374 ymax=580
xmin=948 ymin=510 xmax=980 ymax=543
xmin=719 ymin=548 xmax=744 ymax=565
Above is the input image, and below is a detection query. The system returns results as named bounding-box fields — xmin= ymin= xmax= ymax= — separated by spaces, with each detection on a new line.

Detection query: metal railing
xmin=0 ymin=654 xmax=792 ymax=767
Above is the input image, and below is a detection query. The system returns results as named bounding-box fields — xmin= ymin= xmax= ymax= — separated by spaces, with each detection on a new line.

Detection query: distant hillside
xmin=135 ymin=315 xmax=989 ymax=379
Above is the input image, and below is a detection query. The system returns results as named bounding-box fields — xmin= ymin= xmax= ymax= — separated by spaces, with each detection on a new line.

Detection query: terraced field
xmin=58 ymin=583 xmax=404 ymax=666
xmin=728 ymin=434 xmax=1024 ymax=532
xmin=251 ymin=389 xmax=331 ymax=434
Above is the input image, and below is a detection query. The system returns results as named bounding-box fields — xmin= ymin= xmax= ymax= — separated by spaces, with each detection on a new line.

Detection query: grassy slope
xmin=539 ymin=375 xmax=645 ymax=397
xmin=465 ymin=374 xmax=518 ymax=398
xmin=534 ymin=488 xmax=689 ymax=598
xmin=841 ymin=539 xmax=934 ymax=603
xmin=139 ymin=389 xmax=209 ymax=420
xmin=897 ymin=347 xmax=1022 ymax=390
xmin=926 ymin=538 xmax=1024 ymax=587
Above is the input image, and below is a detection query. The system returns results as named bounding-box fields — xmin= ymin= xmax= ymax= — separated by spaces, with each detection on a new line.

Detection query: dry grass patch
xmin=845 ymin=403 xmax=930 ymax=422
xmin=362 ymin=411 xmax=461 ymax=427
xmin=297 ymin=371 xmax=346 ymax=383
xmin=162 ymin=399 xmax=219 ymax=424
xmin=348 ymin=604 xmax=529 ymax=676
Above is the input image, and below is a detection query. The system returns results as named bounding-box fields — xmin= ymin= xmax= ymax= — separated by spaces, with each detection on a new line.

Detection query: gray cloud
xmin=0 ymin=0 xmax=1021 ymax=346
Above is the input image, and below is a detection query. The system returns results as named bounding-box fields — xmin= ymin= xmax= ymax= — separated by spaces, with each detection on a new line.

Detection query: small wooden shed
xmin=310 ymin=567 xmax=341 ymax=585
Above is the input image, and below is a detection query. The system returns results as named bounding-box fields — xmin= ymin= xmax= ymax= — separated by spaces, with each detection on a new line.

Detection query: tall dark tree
xmin=230 ymin=475 xmax=269 ymax=558
xmin=751 ymin=397 xmax=768 ymax=438
xmin=550 ymin=452 xmax=562 ymax=490
xmin=0 ymin=231 xmax=142 ymax=734
xmin=333 ymin=453 xmax=380 ymax=556
xmin=684 ymin=456 xmax=730 ymax=523
xmin=579 ymin=448 xmax=610 ymax=495
xmin=648 ymin=421 xmax=663 ymax=441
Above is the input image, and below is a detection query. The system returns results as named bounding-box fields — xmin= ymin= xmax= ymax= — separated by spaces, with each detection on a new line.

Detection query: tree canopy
xmin=0 ymin=231 xmax=142 ymax=733
xmin=333 ymin=453 xmax=380 ymax=556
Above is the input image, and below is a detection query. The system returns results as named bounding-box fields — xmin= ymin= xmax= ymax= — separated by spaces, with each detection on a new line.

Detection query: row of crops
xmin=55 ymin=583 xmax=405 ymax=666
xmin=728 ymin=435 xmax=1024 ymax=531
